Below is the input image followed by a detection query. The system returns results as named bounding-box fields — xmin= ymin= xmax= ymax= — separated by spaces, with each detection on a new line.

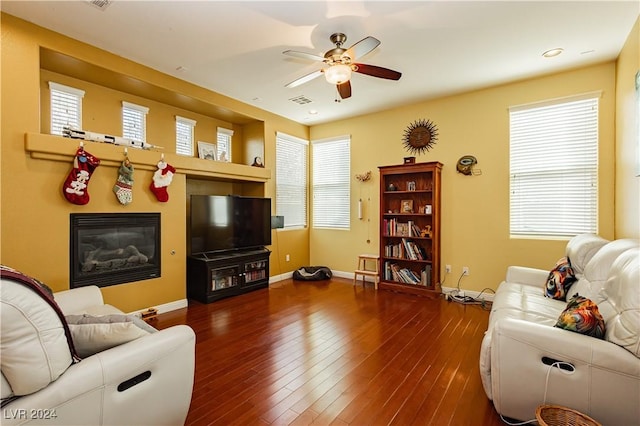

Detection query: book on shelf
xmin=383 ymin=218 xmax=416 ymax=237
xmin=385 ymin=239 xmax=429 ymax=261
xmin=396 ymin=222 xmax=409 ymax=236
xmin=421 ymin=265 xmax=432 ymax=286
xmin=384 ymin=261 xmax=421 ymax=285
xmin=407 ymin=221 xmax=422 ymax=237
xmin=400 ymin=238 xmax=426 ymax=260
xmin=385 ymin=243 xmax=404 ymax=259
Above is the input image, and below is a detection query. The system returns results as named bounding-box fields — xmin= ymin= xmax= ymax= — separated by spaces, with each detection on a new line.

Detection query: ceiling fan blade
xmin=353 ymin=63 xmax=402 ymax=80
xmin=282 ymin=50 xmax=325 ymax=62
xmin=337 ymin=81 xmax=351 ymax=99
xmin=344 ymin=36 xmax=380 ymax=61
xmin=285 ymin=69 xmax=324 ymax=88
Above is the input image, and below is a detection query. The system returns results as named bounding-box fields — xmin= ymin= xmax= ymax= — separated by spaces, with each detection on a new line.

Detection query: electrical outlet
xmin=285 ymin=254 xmax=290 ymax=262
xmin=445 ymin=264 xmax=451 ymax=273
xmin=462 ymin=266 xmax=469 ymax=276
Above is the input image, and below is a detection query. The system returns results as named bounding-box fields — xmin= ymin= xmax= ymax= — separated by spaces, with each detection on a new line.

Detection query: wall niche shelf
xmin=40 ymin=48 xmax=258 ymax=125
xmin=37 ymin=48 xmax=269 ymax=183
xmin=25 ymin=133 xmax=271 ymax=183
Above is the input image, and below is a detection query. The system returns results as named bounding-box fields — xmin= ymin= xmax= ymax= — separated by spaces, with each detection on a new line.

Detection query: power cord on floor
xmin=441 ymin=272 xmax=495 ymax=310
xmin=498 ymin=360 xmax=576 ymax=425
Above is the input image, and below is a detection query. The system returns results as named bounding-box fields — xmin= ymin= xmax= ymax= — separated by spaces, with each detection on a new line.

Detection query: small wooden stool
xmin=354 ymin=254 xmax=380 ymax=290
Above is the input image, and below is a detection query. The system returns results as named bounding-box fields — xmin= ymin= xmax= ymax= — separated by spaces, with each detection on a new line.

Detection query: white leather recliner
xmin=1 ymin=267 xmax=196 ymax=426
xmin=480 ymin=235 xmax=640 ymax=425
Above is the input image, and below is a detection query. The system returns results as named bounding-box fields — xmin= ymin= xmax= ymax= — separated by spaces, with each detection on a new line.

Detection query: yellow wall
xmin=0 ymin=13 xmax=309 ymax=311
xmin=615 ymin=17 xmax=640 ymax=239
xmin=1 ymin=11 xmax=635 ymax=305
xmin=310 ymin=63 xmax=617 ymax=293
xmin=40 ymin=70 xmax=240 ymax=153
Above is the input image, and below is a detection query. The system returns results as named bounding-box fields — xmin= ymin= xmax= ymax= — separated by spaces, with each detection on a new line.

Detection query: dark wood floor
xmin=154 ymin=278 xmax=505 ymax=426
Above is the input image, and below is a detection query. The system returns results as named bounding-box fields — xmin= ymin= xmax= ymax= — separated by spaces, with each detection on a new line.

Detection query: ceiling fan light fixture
xmin=325 ymin=64 xmax=352 ymax=84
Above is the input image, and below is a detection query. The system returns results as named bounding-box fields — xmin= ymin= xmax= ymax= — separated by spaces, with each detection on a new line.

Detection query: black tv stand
xmin=187 ymin=247 xmax=271 ymax=303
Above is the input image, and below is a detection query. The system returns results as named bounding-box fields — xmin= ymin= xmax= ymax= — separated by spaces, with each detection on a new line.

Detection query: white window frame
xmin=122 ymin=101 xmax=148 ymax=142
xmin=49 ymin=82 xmax=85 ymax=136
xmin=509 ymin=92 xmax=600 ymax=238
xmin=217 ymin=127 xmax=233 ymax=162
xmin=312 ymin=135 xmax=351 ymax=230
xmin=176 ymin=115 xmax=196 ymax=156
xmin=276 ymin=132 xmax=308 ymax=229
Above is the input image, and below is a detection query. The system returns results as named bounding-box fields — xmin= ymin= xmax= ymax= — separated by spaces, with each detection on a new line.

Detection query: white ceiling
xmin=2 ymin=1 xmax=638 ymax=125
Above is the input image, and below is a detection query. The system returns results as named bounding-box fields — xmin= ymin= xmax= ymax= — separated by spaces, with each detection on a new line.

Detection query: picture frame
xmin=407 ymin=181 xmax=416 ymax=191
xmin=401 ymin=199 xmax=413 ymax=213
xmin=197 ymin=141 xmax=217 ymax=161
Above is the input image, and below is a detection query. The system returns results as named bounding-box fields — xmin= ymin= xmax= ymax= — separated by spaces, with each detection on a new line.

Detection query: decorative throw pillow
xmin=65 ymin=314 xmax=153 ymax=358
xmin=555 ymin=294 xmax=606 ymax=339
xmin=544 ymin=257 xmax=577 ymax=300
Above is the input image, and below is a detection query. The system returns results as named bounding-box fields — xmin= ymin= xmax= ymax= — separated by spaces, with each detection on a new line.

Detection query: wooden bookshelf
xmin=378 ymin=161 xmax=442 ymax=296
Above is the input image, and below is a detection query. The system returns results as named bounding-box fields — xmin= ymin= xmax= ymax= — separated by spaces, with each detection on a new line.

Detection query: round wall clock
xmin=402 ymin=119 xmax=439 ymax=155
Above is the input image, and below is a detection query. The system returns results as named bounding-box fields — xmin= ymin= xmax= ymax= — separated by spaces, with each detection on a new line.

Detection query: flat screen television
xmin=190 ymin=195 xmax=272 ymax=254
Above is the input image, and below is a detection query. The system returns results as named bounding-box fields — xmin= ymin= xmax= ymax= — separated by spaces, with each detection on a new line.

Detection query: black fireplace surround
xmin=70 ymin=213 xmax=161 ymax=288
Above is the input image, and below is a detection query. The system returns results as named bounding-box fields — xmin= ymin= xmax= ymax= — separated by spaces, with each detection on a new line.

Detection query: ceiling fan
xmin=283 ymin=33 xmax=402 ymax=100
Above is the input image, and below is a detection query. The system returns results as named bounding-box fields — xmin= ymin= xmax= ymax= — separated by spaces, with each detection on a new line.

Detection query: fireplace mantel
xmin=25 ymin=132 xmax=271 ymax=183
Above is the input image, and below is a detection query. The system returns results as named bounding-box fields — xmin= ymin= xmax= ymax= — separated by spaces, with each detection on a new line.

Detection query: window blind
xmin=312 ymin=136 xmax=351 ymax=229
xmin=509 ymin=94 xmax=599 ymax=237
xmin=176 ymin=116 xmax=196 ymax=156
xmin=49 ymin=82 xmax=85 ymax=136
xmin=276 ymin=132 xmax=308 ymax=228
xmin=217 ymin=127 xmax=233 ymax=162
xmin=122 ymin=101 xmax=148 ymax=142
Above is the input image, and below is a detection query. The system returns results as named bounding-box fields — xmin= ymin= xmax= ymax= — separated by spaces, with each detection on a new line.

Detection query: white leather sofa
xmin=1 ymin=267 xmax=196 ymax=426
xmin=480 ymin=234 xmax=640 ymax=425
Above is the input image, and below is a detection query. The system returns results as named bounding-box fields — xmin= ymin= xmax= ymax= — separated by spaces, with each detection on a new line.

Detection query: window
xmin=176 ymin=116 xmax=196 ymax=156
xmin=122 ymin=101 xmax=148 ymax=142
xmin=217 ymin=127 xmax=233 ymax=162
xmin=509 ymin=93 xmax=599 ymax=238
xmin=312 ymin=135 xmax=351 ymax=229
xmin=276 ymin=132 xmax=308 ymax=228
xmin=49 ymin=82 xmax=85 ymax=135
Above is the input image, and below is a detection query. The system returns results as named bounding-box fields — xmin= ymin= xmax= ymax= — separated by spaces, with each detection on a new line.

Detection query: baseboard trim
xmin=270 ymin=272 xmax=293 ymax=283
xmin=268 ymin=271 xmax=494 ymax=301
xmin=269 ymin=270 xmax=371 ymax=283
xmin=296 ymin=270 xmax=495 ymax=301
xmin=129 ymin=298 xmax=188 ymax=316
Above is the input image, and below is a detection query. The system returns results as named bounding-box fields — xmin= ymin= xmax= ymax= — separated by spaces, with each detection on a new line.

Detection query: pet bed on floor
xmin=293 ymin=266 xmax=332 ymax=281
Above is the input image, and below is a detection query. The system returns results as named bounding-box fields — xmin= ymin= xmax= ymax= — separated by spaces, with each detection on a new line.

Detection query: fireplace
xmin=70 ymin=213 xmax=161 ymax=288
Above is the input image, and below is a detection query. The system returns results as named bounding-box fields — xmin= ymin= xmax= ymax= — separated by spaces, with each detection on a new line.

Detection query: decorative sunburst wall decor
xmin=402 ymin=118 xmax=439 ymax=155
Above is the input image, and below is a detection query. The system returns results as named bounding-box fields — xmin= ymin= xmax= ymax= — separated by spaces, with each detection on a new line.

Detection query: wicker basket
xmin=535 ymin=405 xmax=602 ymax=426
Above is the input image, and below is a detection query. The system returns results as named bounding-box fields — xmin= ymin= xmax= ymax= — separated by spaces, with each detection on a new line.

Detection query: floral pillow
xmin=555 ymin=294 xmax=606 ymax=339
xmin=544 ymin=257 xmax=577 ymax=301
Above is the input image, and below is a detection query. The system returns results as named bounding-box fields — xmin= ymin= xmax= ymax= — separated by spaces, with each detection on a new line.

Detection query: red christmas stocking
xmin=149 ymin=161 xmax=176 ymax=202
xmin=63 ymin=148 xmax=100 ymax=205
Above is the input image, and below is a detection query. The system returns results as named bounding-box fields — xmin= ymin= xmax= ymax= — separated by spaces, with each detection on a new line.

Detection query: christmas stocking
xmin=113 ymin=160 xmax=135 ymax=205
xmin=63 ymin=148 xmax=100 ymax=205
xmin=149 ymin=161 xmax=176 ymax=202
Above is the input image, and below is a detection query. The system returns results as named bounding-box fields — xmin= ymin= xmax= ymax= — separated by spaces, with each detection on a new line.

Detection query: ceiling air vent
xmin=289 ymin=95 xmax=313 ymax=105
xmin=86 ymin=0 xmax=112 ymax=11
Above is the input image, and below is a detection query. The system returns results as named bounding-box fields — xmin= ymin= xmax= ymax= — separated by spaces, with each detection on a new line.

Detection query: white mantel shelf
xmin=25 ymin=133 xmax=271 ymax=183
